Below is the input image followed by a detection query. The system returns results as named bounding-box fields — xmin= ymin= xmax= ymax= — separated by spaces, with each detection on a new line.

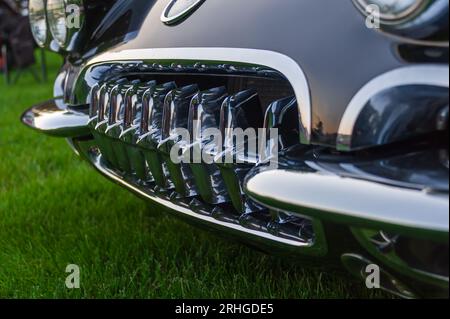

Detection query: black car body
xmin=22 ymin=0 xmax=449 ymax=298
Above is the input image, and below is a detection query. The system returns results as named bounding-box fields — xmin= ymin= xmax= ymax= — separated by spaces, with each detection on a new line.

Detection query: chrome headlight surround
xmin=353 ymin=0 xmax=429 ymax=25
xmin=29 ymin=0 xmax=49 ymax=48
xmin=353 ymin=0 xmax=449 ymax=40
xmin=46 ymin=0 xmax=85 ymax=50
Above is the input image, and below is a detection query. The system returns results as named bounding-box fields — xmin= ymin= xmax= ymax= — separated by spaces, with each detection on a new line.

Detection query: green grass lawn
xmin=0 ymin=52 xmax=387 ymax=299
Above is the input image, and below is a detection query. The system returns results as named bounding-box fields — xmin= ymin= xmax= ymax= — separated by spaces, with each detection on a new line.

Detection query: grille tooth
xmin=188 ymin=198 xmax=213 ymax=216
xmin=188 ymin=87 xmax=230 ymax=204
xmin=137 ymin=82 xmax=177 ymax=188
xmin=92 ymin=81 xmax=126 ymax=168
xmin=95 ymin=82 xmax=112 ymax=126
xmin=158 ymin=84 xmax=199 ymax=198
xmin=161 ymin=84 xmax=199 ymax=139
xmin=120 ymin=81 xmax=157 ymax=181
xmin=143 ymin=82 xmax=177 ymax=141
xmin=96 ymin=83 xmax=110 ymax=125
xmin=267 ymin=212 xmax=314 ymax=244
xmin=239 ymin=211 xmax=273 ymax=232
xmin=215 ymin=89 xmax=265 ymax=214
xmin=264 ymin=96 xmax=299 ymax=150
xmin=105 ymin=83 xmax=133 ymax=172
xmin=211 ymin=206 xmax=241 ymax=225
xmin=95 ymin=83 xmax=112 ymax=127
xmin=106 ymin=84 xmax=122 ymax=126
xmin=88 ymin=84 xmax=100 ymax=124
xmin=88 ymin=84 xmax=111 ymax=161
xmin=122 ymin=83 xmax=141 ymax=130
xmin=220 ymin=89 xmax=265 ymax=142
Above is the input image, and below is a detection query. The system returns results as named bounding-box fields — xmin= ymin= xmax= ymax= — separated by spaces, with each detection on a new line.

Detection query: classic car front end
xmin=22 ymin=0 xmax=449 ymax=298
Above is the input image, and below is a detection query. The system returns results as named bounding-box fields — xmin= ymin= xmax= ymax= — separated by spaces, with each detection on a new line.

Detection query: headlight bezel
xmin=29 ymin=0 xmax=49 ymax=48
xmin=353 ymin=0 xmax=431 ymax=25
xmin=353 ymin=0 xmax=449 ymax=41
xmin=46 ymin=0 xmax=85 ymax=51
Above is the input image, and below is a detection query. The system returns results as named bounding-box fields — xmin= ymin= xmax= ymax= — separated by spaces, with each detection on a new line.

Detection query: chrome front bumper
xmin=22 ymin=97 xmax=449 ymax=298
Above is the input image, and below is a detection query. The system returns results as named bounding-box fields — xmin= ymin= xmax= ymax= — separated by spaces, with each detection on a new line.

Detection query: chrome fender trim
xmin=337 ymin=65 xmax=450 ymax=151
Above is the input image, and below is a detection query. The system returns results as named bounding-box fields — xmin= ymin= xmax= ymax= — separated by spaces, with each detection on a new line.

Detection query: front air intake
xmin=86 ymin=63 xmax=320 ymax=247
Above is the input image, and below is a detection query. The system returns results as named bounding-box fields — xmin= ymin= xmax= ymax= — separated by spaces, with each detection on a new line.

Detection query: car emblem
xmin=161 ymin=0 xmax=205 ymax=25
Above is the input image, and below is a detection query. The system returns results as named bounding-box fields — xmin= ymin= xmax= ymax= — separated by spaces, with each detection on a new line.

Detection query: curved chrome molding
xmin=378 ymin=30 xmax=449 ymax=48
xmin=160 ymin=0 xmax=205 ymax=25
xmin=245 ymin=169 xmax=449 ymax=240
xmin=78 ymin=149 xmax=327 ymax=255
xmin=83 ymin=47 xmax=312 ymax=144
xmin=337 ymin=65 xmax=450 ymax=151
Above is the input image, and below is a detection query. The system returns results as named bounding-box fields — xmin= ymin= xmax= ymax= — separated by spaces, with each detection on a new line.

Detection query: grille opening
xmin=104 ymin=72 xmax=295 ymax=115
xmin=86 ymin=66 xmax=315 ymax=245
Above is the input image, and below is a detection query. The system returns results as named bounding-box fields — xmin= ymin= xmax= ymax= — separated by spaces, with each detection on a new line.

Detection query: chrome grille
xmin=88 ymin=72 xmax=316 ymax=246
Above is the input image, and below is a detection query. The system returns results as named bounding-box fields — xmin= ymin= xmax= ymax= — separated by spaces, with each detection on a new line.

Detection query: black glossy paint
xmin=62 ymin=0 xmax=156 ymax=60
xmin=64 ymin=0 xmax=448 ymax=147
xmin=351 ymin=85 xmax=449 ymax=150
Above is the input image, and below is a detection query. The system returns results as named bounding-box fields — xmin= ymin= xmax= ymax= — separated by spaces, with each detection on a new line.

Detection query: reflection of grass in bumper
xmin=0 ymin=52 xmax=387 ymax=299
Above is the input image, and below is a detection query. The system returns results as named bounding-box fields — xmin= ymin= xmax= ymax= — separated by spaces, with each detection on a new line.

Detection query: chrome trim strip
xmin=245 ymin=169 xmax=449 ymax=238
xmin=337 ymin=65 xmax=450 ymax=151
xmin=84 ymin=47 xmax=312 ymax=144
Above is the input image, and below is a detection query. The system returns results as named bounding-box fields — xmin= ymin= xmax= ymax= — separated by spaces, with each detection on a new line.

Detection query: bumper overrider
xmin=22 ymin=48 xmax=449 ymax=298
